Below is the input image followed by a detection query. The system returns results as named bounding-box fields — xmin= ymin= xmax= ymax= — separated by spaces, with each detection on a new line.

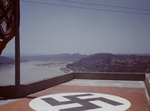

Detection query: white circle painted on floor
xmin=29 ymin=92 xmax=131 ymax=111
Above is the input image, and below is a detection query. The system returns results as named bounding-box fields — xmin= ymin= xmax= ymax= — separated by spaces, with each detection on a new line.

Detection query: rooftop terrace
xmin=0 ymin=72 xmax=150 ymax=110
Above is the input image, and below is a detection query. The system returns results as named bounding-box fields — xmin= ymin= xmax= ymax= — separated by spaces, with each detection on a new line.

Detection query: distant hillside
xmin=21 ymin=53 xmax=87 ymax=62
xmin=0 ymin=56 xmax=15 ymax=66
xmin=66 ymin=53 xmax=150 ymax=73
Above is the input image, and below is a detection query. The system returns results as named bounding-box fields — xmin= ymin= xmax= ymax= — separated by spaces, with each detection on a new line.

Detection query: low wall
xmin=73 ymin=72 xmax=145 ymax=81
xmin=0 ymin=73 xmax=74 ymax=98
xmin=145 ymin=74 xmax=150 ymax=98
xmin=0 ymin=72 xmax=147 ymax=98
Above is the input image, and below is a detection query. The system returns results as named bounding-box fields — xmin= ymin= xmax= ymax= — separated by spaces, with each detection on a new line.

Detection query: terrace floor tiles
xmin=0 ymin=84 xmax=149 ymax=111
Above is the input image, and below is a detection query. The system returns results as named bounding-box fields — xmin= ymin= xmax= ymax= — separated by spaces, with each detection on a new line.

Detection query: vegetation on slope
xmin=67 ymin=53 xmax=150 ymax=73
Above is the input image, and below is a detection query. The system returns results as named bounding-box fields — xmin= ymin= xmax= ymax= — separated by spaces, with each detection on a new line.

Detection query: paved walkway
xmin=0 ymin=79 xmax=149 ymax=111
xmin=62 ymin=79 xmax=145 ymax=88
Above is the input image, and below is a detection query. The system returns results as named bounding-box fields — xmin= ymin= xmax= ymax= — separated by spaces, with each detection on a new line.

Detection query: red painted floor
xmin=0 ymin=85 xmax=149 ymax=111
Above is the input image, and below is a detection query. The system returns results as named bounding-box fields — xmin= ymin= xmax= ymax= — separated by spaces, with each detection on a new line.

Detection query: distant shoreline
xmin=0 ymin=61 xmax=72 ymax=85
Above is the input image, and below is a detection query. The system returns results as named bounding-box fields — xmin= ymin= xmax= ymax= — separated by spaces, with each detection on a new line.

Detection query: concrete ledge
xmin=0 ymin=73 xmax=73 ymax=98
xmin=0 ymin=72 xmax=148 ymax=98
xmin=145 ymin=74 xmax=150 ymax=98
xmin=73 ymin=72 xmax=145 ymax=81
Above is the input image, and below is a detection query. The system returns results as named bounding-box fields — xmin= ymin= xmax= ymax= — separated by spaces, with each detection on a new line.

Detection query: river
xmin=0 ymin=61 xmax=71 ymax=85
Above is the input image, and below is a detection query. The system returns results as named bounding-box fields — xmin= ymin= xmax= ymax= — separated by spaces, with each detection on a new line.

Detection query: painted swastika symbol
xmin=29 ymin=92 xmax=131 ymax=111
xmin=41 ymin=94 xmax=123 ymax=111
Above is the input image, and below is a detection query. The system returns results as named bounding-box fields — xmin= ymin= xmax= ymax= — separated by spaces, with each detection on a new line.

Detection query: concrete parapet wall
xmin=0 ymin=72 xmax=148 ymax=98
xmin=0 ymin=73 xmax=73 ymax=98
xmin=145 ymin=74 xmax=150 ymax=98
xmin=73 ymin=72 xmax=145 ymax=81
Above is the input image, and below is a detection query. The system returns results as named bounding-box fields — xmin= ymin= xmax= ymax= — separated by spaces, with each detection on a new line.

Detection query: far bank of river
xmin=0 ymin=61 xmax=72 ymax=85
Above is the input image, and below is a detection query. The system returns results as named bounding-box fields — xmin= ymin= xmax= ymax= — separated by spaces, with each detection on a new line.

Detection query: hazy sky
xmin=2 ymin=0 xmax=150 ymax=55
